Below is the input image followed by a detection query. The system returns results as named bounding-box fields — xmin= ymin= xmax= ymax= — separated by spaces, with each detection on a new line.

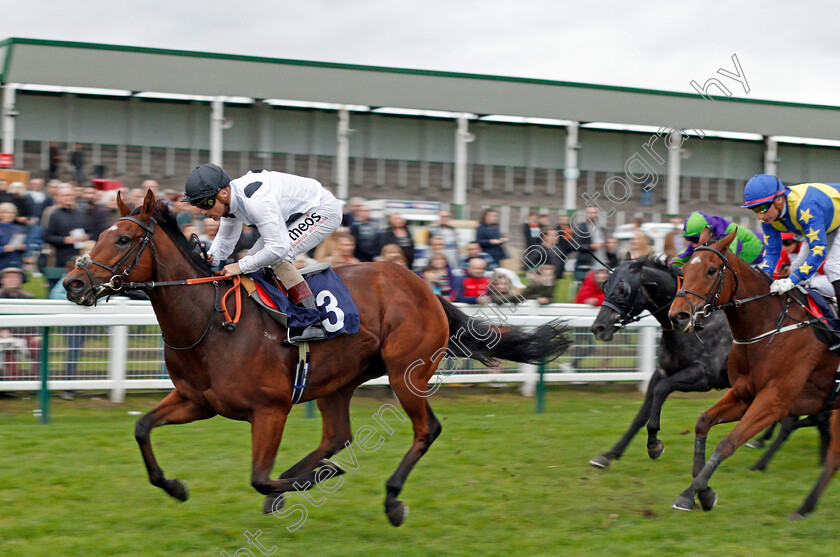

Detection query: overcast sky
xmin=1 ymin=1 xmax=838 ymax=107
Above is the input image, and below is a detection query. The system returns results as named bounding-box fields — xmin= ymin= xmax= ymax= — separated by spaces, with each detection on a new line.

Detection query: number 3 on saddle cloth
xmin=245 ymin=266 xmax=360 ymax=338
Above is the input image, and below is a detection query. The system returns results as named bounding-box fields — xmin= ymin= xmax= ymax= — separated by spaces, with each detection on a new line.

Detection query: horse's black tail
xmin=437 ymin=295 xmax=573 ymax=366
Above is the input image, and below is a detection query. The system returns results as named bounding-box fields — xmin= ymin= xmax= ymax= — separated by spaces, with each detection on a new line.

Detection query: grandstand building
xmin=2 ymin=38 xmax=840 ymax=232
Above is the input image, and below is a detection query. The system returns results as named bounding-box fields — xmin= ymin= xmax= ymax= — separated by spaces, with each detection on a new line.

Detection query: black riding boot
xmin=288 ymin=295 xmax=327 ymax=343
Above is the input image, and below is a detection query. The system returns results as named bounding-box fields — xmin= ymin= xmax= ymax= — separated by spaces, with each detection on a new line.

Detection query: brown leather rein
xmin=75 ymin=216 xmax=243 ymax=350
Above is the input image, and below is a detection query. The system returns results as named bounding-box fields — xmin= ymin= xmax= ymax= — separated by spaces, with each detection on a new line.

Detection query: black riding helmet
xmin=183 ymin=163 xmax=231 ymax=203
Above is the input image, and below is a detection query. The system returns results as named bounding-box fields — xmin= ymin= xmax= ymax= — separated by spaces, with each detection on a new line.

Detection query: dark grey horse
xmin=747 ymin=411 xmax=831 ymax=472
xmin=588 ymin=255 xmax=731 ymax=468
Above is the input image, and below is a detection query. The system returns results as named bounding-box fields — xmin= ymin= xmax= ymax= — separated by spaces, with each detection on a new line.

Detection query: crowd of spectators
xmin=0 ymin=177 xmax=678 ymax=311
xmin=0 ymin=162 xmax=690 ymax=387
xmin=335 ymin=199 xmax=661 ymax=308
xmin=0 ymin=165 xmax=683 ymax=314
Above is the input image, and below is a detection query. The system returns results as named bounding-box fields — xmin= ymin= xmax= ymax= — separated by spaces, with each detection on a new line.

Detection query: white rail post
xmin=109 ymin=325 xmax=129 ymax=403
xmin=637 ymin=325 xmax=657 ymax=393
xmin=519 ymin=363 xmax=538 ymax=397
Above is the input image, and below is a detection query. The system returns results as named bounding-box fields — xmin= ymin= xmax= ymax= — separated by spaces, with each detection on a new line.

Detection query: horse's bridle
xmin=602 ymin=277 xmax=648 ymax=329
xmin=75 ymin=216 xmax=157 ymax=294
xmin=73 ymin=215 xmax=241 ymax=350
xmin=674 ymin=245 xmax=741 ymax=319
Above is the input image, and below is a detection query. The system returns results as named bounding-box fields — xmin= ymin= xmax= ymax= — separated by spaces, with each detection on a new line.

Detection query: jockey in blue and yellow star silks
xmin=742 ymin=174 xmax=840 ymax=303
xmin=671 ymin=211 xmax=764 ymax=268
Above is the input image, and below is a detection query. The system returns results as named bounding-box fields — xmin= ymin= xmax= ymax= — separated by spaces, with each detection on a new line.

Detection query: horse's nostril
xmin=673 ymin=312 xmax=690 ymax=323
xmin=66 ymin=279 xmax=85 ymax=292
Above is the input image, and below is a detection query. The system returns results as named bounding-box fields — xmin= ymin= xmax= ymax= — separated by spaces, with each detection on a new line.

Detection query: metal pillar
xmin=667 ymin=130 xmax=682 ymax=216
xmin=336 ymin=107 xmax=350 ymax=199
xmin=256 ymin=100 xmax=272 ymax=167
xmin=453 ymin=114 xmax=474 ymax=219
xmin=564 ymin=121 xmax=580 ymax=212
xmin=764 ymin=136 xmax=778 ymax=176
xmin=2 ymin=83 xmax=16 ymax=165
xmin=210 ymin=97 xmax=224 ymax=166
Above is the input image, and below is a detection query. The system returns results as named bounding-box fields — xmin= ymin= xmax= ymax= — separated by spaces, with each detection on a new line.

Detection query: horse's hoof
xmin=263 ymin=492 xmax=285 ymax=515
xmin=749 ymin=463 xmax=766 ymax=473
xmin=672 ymin=495 xmax=695 ymax=511
xmin=746 ymin=440 xmax=764 ymax=449
xmin=318 ymin=459 xmax=346 ymax=476
xmin=788 ymin=511 xmax=807 ymax=522
xmin=589 ymin=455 xmax=611 ymax=469
xmin=165 ymin=479 xmax=189 ymax=502
xmin=386 ymin=500 xmax=409 ymax=527
xmin=698 ymin=488 xmax=717 ymax=512
xmin=647 ymin=440 xmax=665 ymax=460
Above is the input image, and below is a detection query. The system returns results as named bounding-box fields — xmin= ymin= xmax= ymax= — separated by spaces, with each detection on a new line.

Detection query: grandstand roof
xmin=3 ymin=37 xmax=840 ymax=140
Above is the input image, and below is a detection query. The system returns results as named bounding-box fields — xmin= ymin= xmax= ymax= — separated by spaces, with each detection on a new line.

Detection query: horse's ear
xmin=624 ymin=251 xmax=631 ymax=261
xmin=116 ymin=191 xmax=130 ymax=217
xmin=140 ymin=189 xmax=156 ymax=221
xmin=718 ymin=228 xmax=738 ymax=252
xmin=699 ymin=227 xmax=712 ymax=245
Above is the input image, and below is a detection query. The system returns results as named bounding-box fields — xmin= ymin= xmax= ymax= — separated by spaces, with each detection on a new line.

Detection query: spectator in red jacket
xmin=574 ymin=268 xmax=609 ymax=306
xmin=452 ymin=257 xmax=490 ymax=304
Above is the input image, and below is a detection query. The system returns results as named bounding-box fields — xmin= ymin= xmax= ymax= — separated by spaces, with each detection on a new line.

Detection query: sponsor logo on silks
xmin=288 ymin=213 xmax=329 ymax=248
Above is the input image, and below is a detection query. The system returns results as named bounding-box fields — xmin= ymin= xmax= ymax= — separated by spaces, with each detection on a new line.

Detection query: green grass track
xmin=0 ymin=386 xmax=837 ymax=556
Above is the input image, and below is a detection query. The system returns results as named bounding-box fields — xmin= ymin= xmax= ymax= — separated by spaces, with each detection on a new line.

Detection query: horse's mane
xmin=129 ymin=201 xmax=214 ymax=276
xmin=708 ymin=238 xmax=773 ymax=284
xmin=627 ymin=253 xmax=671 ymax=274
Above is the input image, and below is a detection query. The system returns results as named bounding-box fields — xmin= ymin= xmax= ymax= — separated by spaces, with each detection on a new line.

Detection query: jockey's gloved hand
xmin=770 ymin=278 xmax=795 ymax=295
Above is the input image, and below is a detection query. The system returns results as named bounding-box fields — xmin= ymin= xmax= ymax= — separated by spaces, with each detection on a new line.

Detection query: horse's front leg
xmin=135 ymin=388 xmax=215 ymax=501
xmin=672 ymin=388 xmax=749 ymax=512
xmin=645 ymin=364 xmax=714 ymax=460
xmin=263 ymin=386 xmax=355 ymax=514
xmin=279 ymin=386 xmax=354 ymax=478
xmin=250 ymin=408 xmax=344 ymax=514
xmin=674 ymin=387 xmax=784 ymax=512
xmin=589 ymin=371 xmax=661 ymax=468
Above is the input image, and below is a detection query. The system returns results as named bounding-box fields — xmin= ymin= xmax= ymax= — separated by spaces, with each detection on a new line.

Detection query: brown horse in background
xmin=63 ymin=190 xmax=572 ymax=526
xmin=668 ymin=227 xmax=840 ymax=518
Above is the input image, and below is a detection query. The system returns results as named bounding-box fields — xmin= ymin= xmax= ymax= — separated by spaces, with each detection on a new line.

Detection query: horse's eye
xmin=117 ymin=236 xmax=130 ymax=246
xmin=617 ymin=281 xmax=628 ymax=297
xmin=707 ymin=267 xmax=717 ymax=276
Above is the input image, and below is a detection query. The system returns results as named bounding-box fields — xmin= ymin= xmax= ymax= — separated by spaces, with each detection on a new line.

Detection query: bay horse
xmin=589 ymin=254 xmax=731 ymax=468
xmin=63 ymin=190 xmax=572 ymax=526
xmin=668 ymin=227 xmax=840 ymax=518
